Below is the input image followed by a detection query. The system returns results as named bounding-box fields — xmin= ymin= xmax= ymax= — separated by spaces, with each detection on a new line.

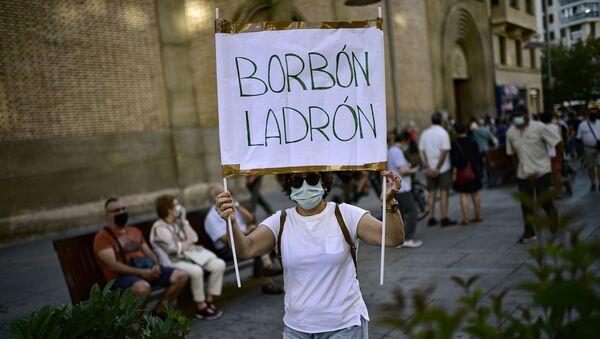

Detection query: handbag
xmin=454 ymin=141 xmax=477 ymax=186
xmin=587 ymin=121 xmax=600 ymax=151
xmin=104 ymin=227 xmax=155 ymax=269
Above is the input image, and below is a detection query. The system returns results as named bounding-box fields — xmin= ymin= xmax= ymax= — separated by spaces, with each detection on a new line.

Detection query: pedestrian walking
xmin=506 ymin=106 xmax=561 ymax=243
xmin=576 ymin=110 xmax=600 ymax=192
xmin=419 ymin=112 xmax=457 ymax=227
xmin=450 ymin=122 xmax=483 ymax=225
xmin=389 ymin=131 xmax=423 ymax=248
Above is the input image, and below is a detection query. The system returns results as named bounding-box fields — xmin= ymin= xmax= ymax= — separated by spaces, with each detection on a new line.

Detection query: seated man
xmin=93 ymin=197 xmax=188 ymax=315
xmin=204 ymin=184 xmax=283 ymax=294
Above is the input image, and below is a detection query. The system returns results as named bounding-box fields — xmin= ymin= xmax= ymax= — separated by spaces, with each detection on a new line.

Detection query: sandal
xmin=460 ymin=218 xmax=469 ymax=225
xmin=470 ymin=215 xmax=483 ymax=223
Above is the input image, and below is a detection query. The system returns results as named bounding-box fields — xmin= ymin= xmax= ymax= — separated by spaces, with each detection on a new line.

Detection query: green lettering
xmin=264 ymin=108 xmax=282 ymax=146
xmin=308 ymin=52 xmax=335 ymax=90
xmin=352 ymin=51 xmax=370 ymax=87
xmin=245 ymin=110 xmax=265 ymax=146
xmin=282 ymin=107 xmax=309 ymax=144
xmin=308 ymin=106 xmax=330 ymax=141
xmin=284 ymin=53 xmax=307 ymax=92
xmin=235 ymin=57 xmax=268 ymax=97
xmin=356 ymin=104 xmax=377 ymax=139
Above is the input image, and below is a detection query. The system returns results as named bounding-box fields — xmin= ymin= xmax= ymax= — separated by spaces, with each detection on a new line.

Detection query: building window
xmin=571 ymin=25 xmax=583 ymax=41
xmin=550 ymin=31 xmax=555 ymax=40
xmin=561 ymin=28 xmax=566 ymax=38
xmin=492 ymin=0 xmax=499 ymax=6
xmin=511 ymin=0 xmax=519 ymax=10
xmin=548 ymin=0 xmax=553 ymax=7
xmin=561 ymin=3 xmax=600 ymax=24
xmin=499 ymin=36 xmax=507 ymax=65
xmin=549 ymin=14 xmax=554 ymax=23
xmin=592 ymin=22 xmax=597 ymax=37
xmin=530 ymin=49 xmax=536 ymax=68
xmin=516 ymin=40 xmax=523 ymax=67
xmin=526 ymin=0 xmax=534 ymax=14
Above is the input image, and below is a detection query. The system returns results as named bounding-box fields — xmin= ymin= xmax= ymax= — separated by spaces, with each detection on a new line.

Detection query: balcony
xmin=492 ymin=0 xmax=537 ymax=39
xmin=562 ymin=9 xmax=599 ymax=22
xmin=560 ymin=0 xmax=585 ymax=6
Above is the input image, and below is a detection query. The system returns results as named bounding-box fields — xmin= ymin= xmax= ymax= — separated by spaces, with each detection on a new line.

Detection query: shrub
xmin=9 ymin=282 xmax=194 ymax=339
xmin=383 ymin=193 xmax=600 ymax=338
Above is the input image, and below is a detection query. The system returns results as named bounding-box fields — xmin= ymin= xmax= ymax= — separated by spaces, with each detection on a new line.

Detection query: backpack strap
xmin=103 ymin=227 xmax=128 ymax=264
xmin=276 ymin=210 xmax=287 ymax=267
xmin=334 ymin=204 xmax=358 ymax=272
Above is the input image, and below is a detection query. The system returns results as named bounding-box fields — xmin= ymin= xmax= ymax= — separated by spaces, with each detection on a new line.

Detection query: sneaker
xmin=518 ymin=234 xmax=537 ymax=244
xmin=196 ymin=305 xmax=223 ymax=320
xmin=441 ymin=218 xmax=457 ymax=227
xmin=398 ymin=239 xmax=423 ymax=248
xmin=261 ymin=282 xmax=283 ymax=295
xmin=427 ymin=218 xmax=438 ymax=226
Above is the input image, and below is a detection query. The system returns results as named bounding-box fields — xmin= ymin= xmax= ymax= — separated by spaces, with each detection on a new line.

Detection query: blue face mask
xmin=290 ymin=180 xmax=324 ymax=210
xmin=513 ymin=117 xmax=525 ymax=126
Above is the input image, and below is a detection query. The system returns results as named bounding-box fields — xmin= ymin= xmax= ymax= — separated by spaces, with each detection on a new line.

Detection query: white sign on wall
xmin=215 ymin=20 xmax=387 ymax=176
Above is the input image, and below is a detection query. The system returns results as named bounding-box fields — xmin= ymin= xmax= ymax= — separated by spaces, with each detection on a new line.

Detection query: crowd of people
xmin=90 ymin=104 xmax=599 ymax=337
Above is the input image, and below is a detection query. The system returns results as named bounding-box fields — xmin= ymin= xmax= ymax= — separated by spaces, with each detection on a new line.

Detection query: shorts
xmin=426 ymin=169 xmax=452 ymax=191
xmin=283 ymin=317 xmax=368 ymax=339
xmin=583 ymin=146 xmax=600 ymax=168
xmin=111 ymin=265 xmax=175 ymax=290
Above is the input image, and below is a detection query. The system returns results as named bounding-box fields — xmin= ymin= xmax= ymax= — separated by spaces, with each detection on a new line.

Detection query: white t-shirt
xmin=506 ymin=120 xmax=561 ymax=179
xmin=387 ymin=145 xmax=412 ymax=192
xmin=576 ymin=120 xmax=600 ymax=147
xmin=261 ymin=202 xmax=370 ymax=333
xmin=204 ymin=206 xmax=247 ymax=250
xmin=419 ymin=125 xmax=451 ymax=173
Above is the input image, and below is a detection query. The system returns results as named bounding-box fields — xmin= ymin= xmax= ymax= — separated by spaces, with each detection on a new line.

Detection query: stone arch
xmin=233 ymin=0 xmax=304 ymax=22
xmin=442 ymin=4 xmax=494 ymax=121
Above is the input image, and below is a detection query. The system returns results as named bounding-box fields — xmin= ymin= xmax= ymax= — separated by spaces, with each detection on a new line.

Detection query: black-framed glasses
xmin=289 ymin=173 xmax=321 ymax=189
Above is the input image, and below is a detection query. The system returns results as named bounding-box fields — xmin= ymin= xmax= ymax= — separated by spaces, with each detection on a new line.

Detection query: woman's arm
xmin=356 ymin=171 xmax=405 ymax=247
xmin=216 ymin=192 xmax=276 ymax=259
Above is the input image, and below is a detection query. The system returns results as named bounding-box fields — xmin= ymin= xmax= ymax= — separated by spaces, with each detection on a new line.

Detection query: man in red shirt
xmin=94 ymin=197 xmax=188 ymax=315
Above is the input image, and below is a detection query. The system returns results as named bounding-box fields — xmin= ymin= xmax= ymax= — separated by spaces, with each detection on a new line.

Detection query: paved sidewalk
xmin=0 ymin=173 xmax=599 ymax=338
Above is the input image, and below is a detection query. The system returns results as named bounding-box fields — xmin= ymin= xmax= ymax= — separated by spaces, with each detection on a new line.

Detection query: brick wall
xmin=0 ymin=0 xmax=169 ymax=141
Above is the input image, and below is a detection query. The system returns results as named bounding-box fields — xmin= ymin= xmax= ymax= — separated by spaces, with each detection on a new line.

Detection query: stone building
xmin=1 ymin=0 xmax=526 ymax=242
xmin=491 ymin=0 xmax=543 ymax=115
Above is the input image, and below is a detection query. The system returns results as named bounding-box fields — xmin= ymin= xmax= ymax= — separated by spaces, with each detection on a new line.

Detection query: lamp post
xmin=346 ymin=0 xmax=401 ymax=130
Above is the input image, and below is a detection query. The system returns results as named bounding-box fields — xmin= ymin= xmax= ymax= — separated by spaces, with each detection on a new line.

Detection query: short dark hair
xmin=397 ymin=131 xmax=411 ymax=142
xmin=454 ymin=121 xmax=467 ymax=134
xmin=278 ymin=172 xmax=334 ymax=198
xmin=104 ymin=197 xmax=119 ymax=210
xmin=155 ymin=194 xmax=176 ymax=219
xmin=431 ymin=112 xmax=443 ymax=125
xmin=513 ymin=105 xmax=528 ymax=116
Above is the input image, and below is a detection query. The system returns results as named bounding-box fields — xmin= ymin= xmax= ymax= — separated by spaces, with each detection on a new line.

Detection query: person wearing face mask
xmin=506 ymin=106 xmax=562 ymax=243
xmin=151 ymin=195 xmax=226 ymax=320
xmin=93 ymin=197 xmax=189 ymax=316
xmin=216 ymin=171 xmax=404 ymax=338
xmin=388 ymin=131 xmax=422 ymax=248
xmin=576 ymin=110 xmax=600 ymax=192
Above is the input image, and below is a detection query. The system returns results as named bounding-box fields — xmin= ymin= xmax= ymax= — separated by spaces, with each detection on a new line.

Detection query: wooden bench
xmin=53 ymin=207 xmax=254 ymax=306
xmin=485 ymin=148 xmax=514 ymax=185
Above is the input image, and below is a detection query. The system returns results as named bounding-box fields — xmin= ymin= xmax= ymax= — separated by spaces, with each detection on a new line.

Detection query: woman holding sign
xmin=216 ymin=171 xmax=404 ymax=338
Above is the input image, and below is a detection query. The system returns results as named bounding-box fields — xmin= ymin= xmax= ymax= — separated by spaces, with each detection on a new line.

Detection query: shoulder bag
xmin=454 ymin=141 xmax=477 ymax=186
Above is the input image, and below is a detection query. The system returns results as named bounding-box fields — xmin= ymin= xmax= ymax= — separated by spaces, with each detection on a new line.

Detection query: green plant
xmin=9 ymin=283 xmax=194 ymax=339
xmin=383 ymin=193 xmax=600 ymax=338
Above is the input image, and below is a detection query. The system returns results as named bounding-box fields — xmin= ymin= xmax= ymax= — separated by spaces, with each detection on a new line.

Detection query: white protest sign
xmin=216 ymin=20 xmax=387 ymax=176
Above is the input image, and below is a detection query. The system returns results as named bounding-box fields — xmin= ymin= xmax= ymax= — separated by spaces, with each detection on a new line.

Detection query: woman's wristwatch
xmin=386 ymin=199 xmax=400 ymax=213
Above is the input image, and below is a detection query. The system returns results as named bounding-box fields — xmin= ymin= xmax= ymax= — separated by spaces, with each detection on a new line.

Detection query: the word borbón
xmin=235 ymin=45 xmax=370 ymax=97
xmin=245 ymin=97 xmax=377 ymax=147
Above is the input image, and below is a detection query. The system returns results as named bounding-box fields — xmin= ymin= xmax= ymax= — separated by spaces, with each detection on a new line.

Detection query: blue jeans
xmin=282 ymin=317 xmax=368 ymax=339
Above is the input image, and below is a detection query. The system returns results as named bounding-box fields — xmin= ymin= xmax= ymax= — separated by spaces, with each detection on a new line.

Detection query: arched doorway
xmin=442 ymin=5 xmax=494 ymax=121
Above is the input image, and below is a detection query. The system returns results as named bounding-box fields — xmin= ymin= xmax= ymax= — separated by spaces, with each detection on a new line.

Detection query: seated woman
xmin=151 ymin=195 xmax=225 ymax=320
xmin=216 ymin=171 xmax=404 ymax=338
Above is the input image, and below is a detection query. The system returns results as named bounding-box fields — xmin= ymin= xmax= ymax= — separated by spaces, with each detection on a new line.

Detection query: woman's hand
xmin=216 ymin=191 xmax=237 ymax=224
xmin=380 ymin=171 xmax=401 ymax=203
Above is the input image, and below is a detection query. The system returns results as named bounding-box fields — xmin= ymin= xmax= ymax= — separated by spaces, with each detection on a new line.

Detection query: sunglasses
xmin=289 ymin=173 xmax=321 ymax=189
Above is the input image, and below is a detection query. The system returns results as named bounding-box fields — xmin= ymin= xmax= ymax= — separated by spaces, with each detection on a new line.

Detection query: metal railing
xmin=561 ymin=10 xmax=600 ymax=23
